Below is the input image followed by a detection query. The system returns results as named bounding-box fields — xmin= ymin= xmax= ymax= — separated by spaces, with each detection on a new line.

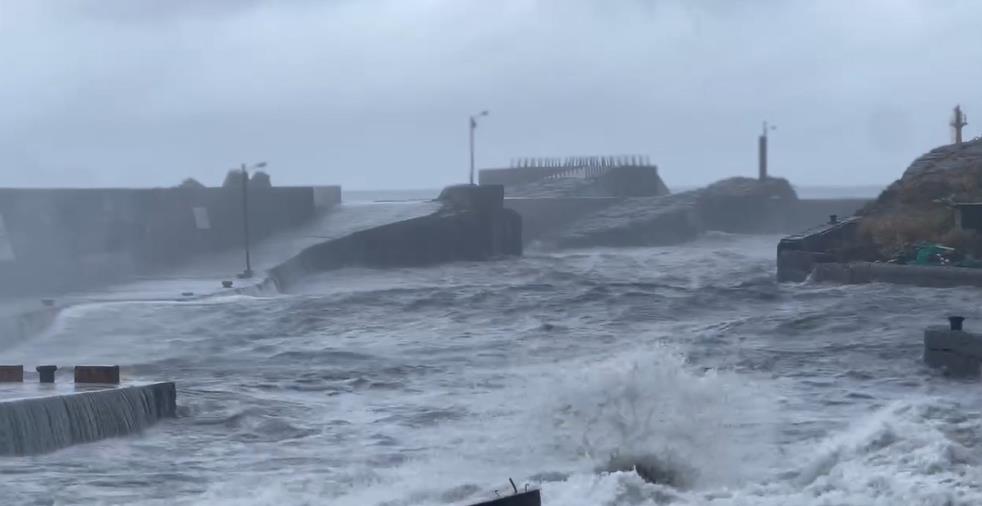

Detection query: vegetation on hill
xmin=856 ymin=140 xmax=982 ymax=259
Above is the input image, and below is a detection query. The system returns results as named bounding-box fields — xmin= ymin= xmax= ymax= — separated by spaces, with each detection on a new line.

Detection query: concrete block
xmin=924 ymin=326 xmax=982 ymax=376
xmin=0 ymin=366 xmax=23 ymax=382
xmin=74 ymin=365 xmax=120 ymax=384
xmin=0 ymin=382 xmax=176 ymax=455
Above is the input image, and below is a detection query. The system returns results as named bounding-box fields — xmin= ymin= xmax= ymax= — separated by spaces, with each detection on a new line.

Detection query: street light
xmin=237 ymin=161 xmax=267 ymax=279
xmin=469 ymin=110 xmax=489 ymax=185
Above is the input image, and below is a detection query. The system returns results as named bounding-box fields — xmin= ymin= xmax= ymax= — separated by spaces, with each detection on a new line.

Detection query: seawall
xmin=811 ymin=262 xmax=982 ymax=288
xmin=0 ymin=185 xmax=341 ymax=298
xmin=508 ymin=180 xmax=870 ymax=247
xmin=270 ymin=185 xmax=522 ymax=290
xmin=0 ymin=382 xmax=177 ymax=456
xmin=775 ymin=215 xmax=982 ymax=288
xmin=503 ymin=197 xmax=620 ymax=244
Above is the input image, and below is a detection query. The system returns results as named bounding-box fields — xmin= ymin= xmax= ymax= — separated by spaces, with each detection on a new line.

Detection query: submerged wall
xmin=270 ymin=185 xmax=522 ymax=290
xmin=0 ymin=185 xmax=341 ymax=297
xmin=0 ymin=382 xmax=177 ymax=456
xmin=503 ymin=198 xmax=620 ymax=243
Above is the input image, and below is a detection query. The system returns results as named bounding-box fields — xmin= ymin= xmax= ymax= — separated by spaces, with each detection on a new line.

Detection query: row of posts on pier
xmin=510 ymin=155 xmax=651 ymax=169
xmin=0 ymin=365 xmax=120 ymax=384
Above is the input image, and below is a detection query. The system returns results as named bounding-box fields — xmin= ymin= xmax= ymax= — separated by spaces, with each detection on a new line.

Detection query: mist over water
xmin=2 ymin=232 xmax=981 ymax=505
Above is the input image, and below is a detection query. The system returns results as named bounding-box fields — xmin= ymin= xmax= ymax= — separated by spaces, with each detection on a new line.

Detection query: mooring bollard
xmin=0 ymin=365 xmax=24 ymax=382
xmin=925 ymin=317 xmax=982 ymax=376
xmin=949 ymin=316 xmax=965 ymax=331
xmin=222 ymin=280 xmax=233 ymax=288
xmin=36 ymin=365 xmax=57 ymax=383
xmin=74 ymin=365 xmax=120 ymax=384
xmin=829 ymin=214 xmax=838 ymax=225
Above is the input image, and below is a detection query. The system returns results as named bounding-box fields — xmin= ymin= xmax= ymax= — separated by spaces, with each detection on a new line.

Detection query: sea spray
xmin=538 ymin=346 xmax=780 ymax=489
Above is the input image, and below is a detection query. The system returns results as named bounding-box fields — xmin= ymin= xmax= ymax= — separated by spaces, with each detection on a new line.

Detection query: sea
xmin=3 ymin=185 xmax=982 ymax=505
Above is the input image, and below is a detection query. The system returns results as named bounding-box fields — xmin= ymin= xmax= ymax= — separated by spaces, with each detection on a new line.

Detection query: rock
xmin=856 ymin=139 xmax=982 ymax=258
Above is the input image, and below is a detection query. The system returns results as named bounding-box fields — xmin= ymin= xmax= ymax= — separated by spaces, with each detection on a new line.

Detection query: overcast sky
xmin=2 ymin=0 xmax=981 ymax=190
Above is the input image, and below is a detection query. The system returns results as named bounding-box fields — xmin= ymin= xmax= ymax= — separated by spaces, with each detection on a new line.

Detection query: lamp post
xmin=237 ymin=161 xmax=267 ymax=279
xmin=469 ymin=110 xmax=489 ymax=185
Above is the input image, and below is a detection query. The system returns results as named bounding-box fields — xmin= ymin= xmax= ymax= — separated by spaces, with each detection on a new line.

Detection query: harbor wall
xmin=0 ymin=185 xmax=341 ymax=297
xmin=481 ymin=165 xmax=670 ymax=197
xmin=775 ymin=213 xmax=982 ymax=288
xmin=0 ymin=382 xmax=177 ymax=456
xmin=503 ymin=197 xmax=620 ymax=243
xmin=270 ymin=185 xmax=522 ymax=290
xmin=811 ymin=262 xmax=982 ymax=288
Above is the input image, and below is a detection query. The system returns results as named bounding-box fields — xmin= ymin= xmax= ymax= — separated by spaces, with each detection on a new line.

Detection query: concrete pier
xmin=924 ymin=318 xmax=982 ymax=376
xmin=0 ymin=381 xmax=177 ymax=455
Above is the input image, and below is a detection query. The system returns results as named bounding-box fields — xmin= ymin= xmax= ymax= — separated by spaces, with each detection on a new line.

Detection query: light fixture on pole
xmin=469 ymin=110 xmax=489 ymax=185
xmin=237 ymin=161 xmax=267 ymax=279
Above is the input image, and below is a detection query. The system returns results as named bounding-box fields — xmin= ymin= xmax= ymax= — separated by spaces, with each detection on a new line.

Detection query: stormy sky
xmin=2 ymin=0 xmax=981 ymax=190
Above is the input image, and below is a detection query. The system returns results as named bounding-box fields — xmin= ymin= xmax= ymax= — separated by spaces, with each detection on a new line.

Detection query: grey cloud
xmin=1 ymin=0 xmax=981 ymax=189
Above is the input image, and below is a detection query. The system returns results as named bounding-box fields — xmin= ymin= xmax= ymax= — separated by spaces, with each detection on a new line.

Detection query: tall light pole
xmin=237 ymin=161 xmax=267 ymax=279
xmin=758 ymin=121 xmax=776 ymax=181
xmin=469 ymin=110 xmax=489 ymax=185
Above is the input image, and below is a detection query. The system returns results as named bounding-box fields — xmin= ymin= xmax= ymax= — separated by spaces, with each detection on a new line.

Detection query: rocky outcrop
xmin=854 ymin=139 xmax=982 ymax=259
xmin=270 ymin=185 xmax=522 ymax=289
xmin=777 ymin=139 xmax=982 ymax=286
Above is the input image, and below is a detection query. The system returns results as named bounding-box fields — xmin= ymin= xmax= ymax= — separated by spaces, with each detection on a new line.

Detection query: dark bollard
xmin=949 ymin=316 xmax=965 ymax=331
xmin=74 ymin=365 xmax=120 ymax=384
xmin=36 ymin=365 xmax=57 ymax=383
xmin=181 ymin=292 xmax=194 ymax=297
xmin=222 ymin=280 xmax=234 ymax=288
xmin=829 ymin=214 xmax=838 ymax=224
xmin=0 ymin=365 xmax=24 ymax=382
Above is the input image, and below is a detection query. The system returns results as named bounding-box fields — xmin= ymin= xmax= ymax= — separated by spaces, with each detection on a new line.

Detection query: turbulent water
xmin=2 ymin=232 xmax=982 ymax=505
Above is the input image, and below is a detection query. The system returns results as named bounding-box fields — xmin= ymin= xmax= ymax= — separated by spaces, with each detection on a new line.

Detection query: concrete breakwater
xmin=0 ymin=184 xmax=341 ymax=298
xmin=0 ymin=185 xmax=517 ymax=342
xmin=0 ymin=382 xmax=177 ymax=456
xmin=270 ymin=185 xmax=522 ymax=290
xmin=776 ymin=217 xmax=982 ymax=288
xmin=511 ymin=176 xmax=869 ymax=248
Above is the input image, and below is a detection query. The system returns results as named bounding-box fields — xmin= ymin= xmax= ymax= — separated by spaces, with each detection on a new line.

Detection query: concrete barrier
xmin=0 ymin=366 xmax=23 ymax=382
xmin=0 ymin=185 xmax=341 ymax=298
xmin=74 ymin=366 xmax=120 ymax=384
xmin=810 ymin=261 xmax=982 ymax=288
xmin=503 ymin=197 xmax=620 ymax=243
xmin=0 ymin=382 xmax=177 ymax=455
xmin=924 ymin=319 xmax=982 ymax=376
xmin=269 ymin=185 xmax=522 ymax=290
